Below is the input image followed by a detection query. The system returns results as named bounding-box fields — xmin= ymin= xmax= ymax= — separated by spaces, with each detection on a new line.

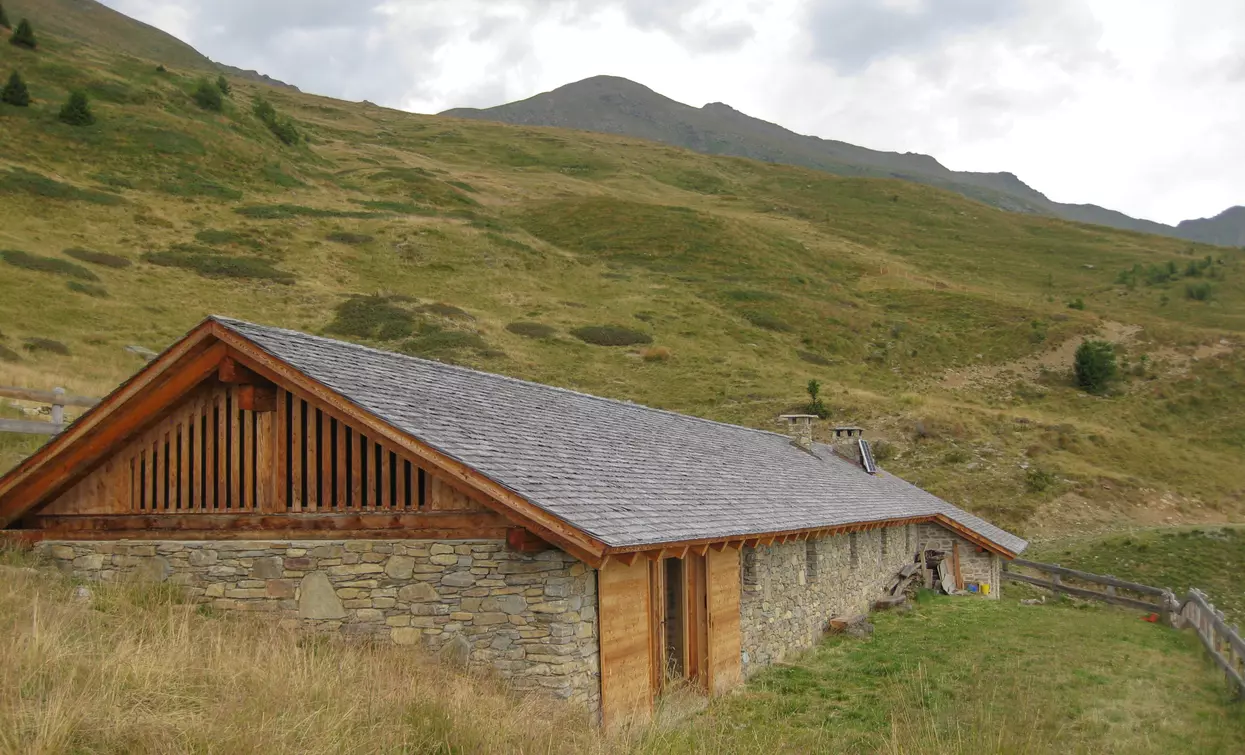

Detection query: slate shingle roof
xmin=217 ymin=317 xmax=1027 ymax=555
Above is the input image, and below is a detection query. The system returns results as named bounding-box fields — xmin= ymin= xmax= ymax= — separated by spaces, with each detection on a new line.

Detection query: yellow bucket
xmin=981 ymin=583 xmax=991 ymax=596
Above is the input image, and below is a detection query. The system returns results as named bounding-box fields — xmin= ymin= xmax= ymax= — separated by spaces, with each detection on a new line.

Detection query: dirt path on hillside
xmin=939 ymin=321 xmax=1142 ymax=390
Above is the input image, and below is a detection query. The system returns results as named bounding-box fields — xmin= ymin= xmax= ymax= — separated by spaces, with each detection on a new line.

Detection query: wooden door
xmin=599 ymin=558 xmax=655 ymax=728
xmin=706 ymin=547 xmax=742 ymax=694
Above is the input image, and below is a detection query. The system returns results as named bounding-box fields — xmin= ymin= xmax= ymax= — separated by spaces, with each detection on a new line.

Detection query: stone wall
xmin=38 ymin=539 xmax=600 ymax=709
xmin=915 ymin=523 xmax=1001 ymax=598
xmin=739 ymin=524 xmax=918 ymax=673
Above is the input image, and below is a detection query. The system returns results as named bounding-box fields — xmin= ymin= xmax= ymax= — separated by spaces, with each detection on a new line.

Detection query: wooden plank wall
xmin=40 ymin=382 xmax=485 ymax=520
xmin=598 ymin=557 xmax=655 ymax=728
xmin=706 ymin=547 xmax=742 ymax=695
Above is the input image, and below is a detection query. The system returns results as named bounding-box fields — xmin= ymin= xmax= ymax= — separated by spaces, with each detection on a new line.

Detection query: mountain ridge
xmin=443 ymin=75 xmax=1242 ymax=246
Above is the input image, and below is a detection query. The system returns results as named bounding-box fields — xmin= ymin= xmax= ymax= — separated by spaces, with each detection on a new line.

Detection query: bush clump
xmin=0 ymin=168 xmax=121 ymax=205
xmin=871 ymin=440 xmax=897 ymax=462
xmin=142 ymin=250 xmax=294 ymax=284
xmin=804 ymin=379 xmax=829 ymax=419
xmin=325 ymin=231 xmax=374 ymax=245
xmin=1185 ymin=281 xmax=1212 ymax=301
xmin=194 ymin=229 xmax=263 ymax=250
xmin=570 ymin=325 xmax=652 ymax=347
xmin=0 ymin=249 xmax=98 ymax=280
xmin=1066 ymin=298 xmax=1085 ymax=311
xmin=23 ymin=337 xmax=70 ymax=355
xmin=415 ymin=302 xmax=473 ymax=319
xmin=399 ymin=325 xmax=491 ymax=361
xmin=506 ymin=322 xmax=556 ymax=339
xmin=67 ymin=280 xmax=108 ymax=297
xmin=59 ymin=91 xmax=95 ymax=126
xmin=9 ymin=17 xmax=34 ymax=49
xmin=253 ymin=97 xmax=300 ymax=145
xmin=2 ymin=70 xmax=29 ymax=106
xmin=1025 ymin=466 xmax=1058 ymax=493
xmin=1073 ymin=339 xmax=1117 ymax=395
xmin=215 ymin=74 xmax=231 ymax=96
xmin=236 ymin=204 xmax=379 ymax=220
xmin=193 ymin=78 xmax=222 ymax=111
xmin=326 ymin=295 xmax=415 ymax=340
xmin=63 ymin=248 xmax=132 ymax=268
xmin=0 ymin=4 xmax=10 ymax=30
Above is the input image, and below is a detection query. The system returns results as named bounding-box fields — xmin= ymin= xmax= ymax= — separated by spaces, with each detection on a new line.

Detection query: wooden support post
xmin=51 ymin=387 xmax=65 ymax=426
xmin=256 ymin=410 xmax=275 ymax=512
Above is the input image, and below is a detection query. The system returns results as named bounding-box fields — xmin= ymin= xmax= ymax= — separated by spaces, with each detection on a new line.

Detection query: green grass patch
xmin=1029 ymin=526 xmax=1245 ymax=624
xmin=1 ymin=250 xmax=99 ymax=280
xmin=235 ymin=204 xmax=384 ymax=220
xmin=570 ymin=325 xmax=653 ymax=347
xmin=349 ymin=199 xmax=437 ymax=215
xmin=506 ymin=322 xmax=556 ymax=339
xmin=0 ymin=168 xmax=124 ymax=205
xmin=67 ymin=281 xmax=108 ymax=297
xmin=667 ymin=596 xmax=1245 ymax=753
xmin=23 ymin=338 xmax=71 ymax=356
xmin=325 ymin=295 xmax=415 ymax=341
xmin=193 ymin=229 xmax=264 ymax=251
xmin=63 ymin=248 xmax=132 ymax=268
xmin=142 ymin=250 xmax=295 ymax=284
xmin=326 ymin=231 xmax=374 ymax=245
xmin=398 ymin=326 xmax=491 ymax=361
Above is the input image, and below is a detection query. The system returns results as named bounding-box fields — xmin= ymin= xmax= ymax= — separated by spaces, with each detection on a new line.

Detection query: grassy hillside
xmin=3 ymin=554 xmax=1241 ymax=754
xmin=1 ymin=13 xmax=1244 ymax=537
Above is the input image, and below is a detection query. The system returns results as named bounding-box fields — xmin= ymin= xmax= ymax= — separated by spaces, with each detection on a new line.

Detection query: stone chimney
xmin=831 ymin=426 xmax=866 ymax=467
xmin=779 ymin=414 xmax=818 ymax=450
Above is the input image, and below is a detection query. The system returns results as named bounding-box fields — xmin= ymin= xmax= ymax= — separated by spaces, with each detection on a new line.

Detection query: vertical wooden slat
xmin=130 ymin=454 xmax=139 ymax=512
xmin=230 ymin=396 xmax=242 ymax=509
xmin=706 ymin=547 xmax=742 ymax=696
xmin=335 ymin=419 xmax=347 ymax=510
xmin=163 ymin=430 xmax=173 ymax=510
xmin=256 ymin=410 xmax=274 ymax=512
xmin=351 ymin=431 xmax=364 ymax=509
xmin=599 ymin=558 xmax=656 ymax=728
xmin=274 ymin=388 xmax=288 ymax=511
xmin=380 ymin=441 xmax=391 ymax=510
xmin=290 ymin=395 xmax=303 ymax=511
xmin=242 ymin=409 xmax=254 ymax=510
xmin=305 ymin=404 xmax=319 ymax=510
xmin=321 ymin=412 xmax=333 ymax=510
xmin=150 ymin=436 xmax=161 ymax=511
xmin=216 ymin=388 xmax=227 ymax=510
xmin=179 ymin=409 xmax=190 ymax=510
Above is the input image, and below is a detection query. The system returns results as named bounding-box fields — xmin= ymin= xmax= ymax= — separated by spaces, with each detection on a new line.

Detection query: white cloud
xmin=97 ymin=0 xmax=1245 ymax=225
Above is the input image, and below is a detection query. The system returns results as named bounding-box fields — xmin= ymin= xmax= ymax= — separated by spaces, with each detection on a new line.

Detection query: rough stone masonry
xmin=38 ymin=538 xmax=601 ymax=710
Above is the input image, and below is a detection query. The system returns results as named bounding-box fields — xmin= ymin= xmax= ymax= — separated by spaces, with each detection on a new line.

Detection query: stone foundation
xmin=740 ymin=524 xmax=918 ymax=673
xmin=38 ymin=539 xmax=600 ymax=709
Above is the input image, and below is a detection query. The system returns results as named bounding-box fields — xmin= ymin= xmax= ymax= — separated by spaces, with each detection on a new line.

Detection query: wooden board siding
xmin=599 ymin=557 xmax=654 ymax=728
xmin=706 ymin=547 xmax=742 ymax=695
xmin=35 ymin=380 xmax=494 ymax=536
xmin=683 ymin=553 xmax=709 ymax=687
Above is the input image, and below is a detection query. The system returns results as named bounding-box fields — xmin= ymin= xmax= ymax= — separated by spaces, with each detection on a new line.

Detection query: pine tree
xmin=58 ymin=91 xmax=94 ymax=126
xmin=0 ymin=4 xmax=11 ymax=30
xmin=1 ymin=70 xmax=29 ymax=106
xmin=9 ymin=17 xmax=35 ymax=49
xmin=215 ymin=74 xmax=231 ymax=96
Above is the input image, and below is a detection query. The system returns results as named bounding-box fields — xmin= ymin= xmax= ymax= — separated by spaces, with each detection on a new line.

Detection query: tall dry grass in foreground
xmin=0 ymin=557 xmax=613 ymax=755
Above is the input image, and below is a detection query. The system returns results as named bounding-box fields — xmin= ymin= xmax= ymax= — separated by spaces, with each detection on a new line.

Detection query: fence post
xmin=51 ymin=387 xmax=65 ymax=427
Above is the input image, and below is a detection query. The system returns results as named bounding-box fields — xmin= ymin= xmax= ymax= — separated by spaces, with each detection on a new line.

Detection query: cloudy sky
xmin=100 ymin=0 xmax=1245 ymax=225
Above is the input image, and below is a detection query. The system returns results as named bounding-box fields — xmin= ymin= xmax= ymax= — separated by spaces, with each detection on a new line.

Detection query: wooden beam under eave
xmin=691 ymin=544 xmax=710 ymax=557
xmin=743 ymin=538 xmax=760 ymax=549
xmin=671 ymin=545 xmax=689 ymax=560
xmin=238 ymin=384 xmax=277 ymax=412
xmin=644 ymin=548 xmax=665 ymax=561
xmin=617 ymin=551 xmax=641 ymax=567
xmin=710 ymin=541 xmax=728 ymax=552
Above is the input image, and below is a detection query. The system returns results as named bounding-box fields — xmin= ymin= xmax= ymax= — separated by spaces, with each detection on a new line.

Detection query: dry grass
xmin=0 ymin=557 xmax=609 ymax=755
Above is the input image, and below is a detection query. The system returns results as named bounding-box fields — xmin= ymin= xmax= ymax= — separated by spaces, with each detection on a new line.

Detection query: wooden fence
xmin=0 ymin=386 xmax=99 ymax=436
xmin=1004 ymin=558 xmax=1244 ymax=698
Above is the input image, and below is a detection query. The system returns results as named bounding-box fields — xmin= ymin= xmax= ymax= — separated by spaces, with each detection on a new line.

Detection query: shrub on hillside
xmin=67 ymin=281 xmax=108 ymax=297
xmin=1066 ymin=298 xmax=1085 ymax=310
xmin=142 ymin=250 xmax=295 ymax=284
xmin=58 ymin=91 xmax=94 ymax=126
xmin=1 ymin=70 xmax=29 ymax=106
xmin=505 ymin=322 xmax=556 ymax=339
xmin=193 ymin=78 xmax=222 ymax=111
xmin=215 ymin=74 xmax=231 ymax=96
xmin=326 ymin=295 xmax=415 ymax=340
xmin=1073 ymin=339 xmax=1117 ymax=395
xmin=9 ymin=17 xmax=34 ymax=49
xmin=1185 ymin=281 xmax=1212 ymax=301
xmin=0 ymin=250 xmax=98 ymax=280
xmin=0 ymin=4 xmax=10 ymax=30
xmin=63 ymin=248 xmax=132 ymax=268
xmin=1024 ymin=466 xmax=1057 ymax=493
xmin=253 ymin=97 xmax=300 ymax=145
xmin=23 ymin=337 xmax=70 ymax=355
xmin=871 ymin=440 xmax=897 ymax=462
xmin=570 ymin=325 xmax=652 ymax=347
xmin=399 ymin=326 xmax=490 ymax=360
xmin=805 ymin=379 xmax=829 ymax=419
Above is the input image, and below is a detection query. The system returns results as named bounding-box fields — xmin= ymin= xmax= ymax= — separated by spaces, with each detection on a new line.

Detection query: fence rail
xmin=0 ymin=385 xmax=100 ymax=436
xmin=1004 ymin=558 xmax=1244 ymax=698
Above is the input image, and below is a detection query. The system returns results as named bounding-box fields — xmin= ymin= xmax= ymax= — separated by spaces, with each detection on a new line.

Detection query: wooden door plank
xmin=351 ymin=431 xmax=364 ymax=509
xmin=335 ymin=418 xmax=346 ymax=510
xmin=215 ymin=388 xmax=227 ymax=510
xmin=178 ymin=412 xmax=189 ymax=510
xmin=599 ymin=558 xmax=655 ymax=729
xmin=242 ymin=409 xmax=254 ymax=510
xmin=321 ymin=411 xmax=334 ymax=510
xmin=380 ymin=443 xmax=391 ymax=510
xmin=706 ymin=547 xmax=742 ymax=696
xmin=273 ymin=389 xmax=287 ymax=512
xmin=305 ymin=404 xmax=318 ymax=510
xmin=231 ymin=393 xmax=243 ymax=509
xmin=255 ymin=410 xmax=273 ymax=512
xmin=289 ymin=396 xmax=302 ymax=511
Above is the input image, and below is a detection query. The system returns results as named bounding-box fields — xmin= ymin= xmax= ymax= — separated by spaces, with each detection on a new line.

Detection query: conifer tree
xmin=9 ymin=17 xmax=35 ymax=49
xmin=1 ymin=70 xmax=29 ymax=106
xmin=58 ymin=91 xmax=94 ymax=126
xmin=193 ymin=77 xmax=222 ymax=111
xmin=215 ymin=74 xmax=231 ymax=96
xmin=0 ymin=4 xmax=11 ymax=30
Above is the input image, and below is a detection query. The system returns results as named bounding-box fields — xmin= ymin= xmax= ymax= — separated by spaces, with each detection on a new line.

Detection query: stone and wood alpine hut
xmin=0 ymin=317 xmax=1027 ymax=726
